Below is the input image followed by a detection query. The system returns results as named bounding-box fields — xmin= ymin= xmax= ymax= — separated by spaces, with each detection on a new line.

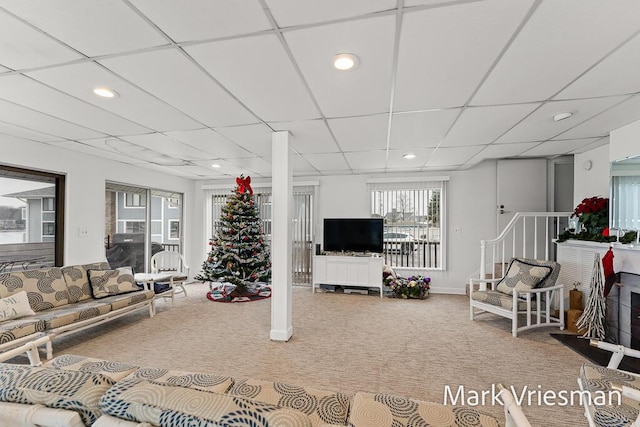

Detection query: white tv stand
xmin=312 ymin=255 xmax=384 ymax=298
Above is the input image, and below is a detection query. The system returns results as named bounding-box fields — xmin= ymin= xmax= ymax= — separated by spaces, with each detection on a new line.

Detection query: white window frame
xmin=42 ymin=221 xmax=55 ymax=236
xmin=169 ymin=219 xmax=180 ymax=240
xmin=42 ymin=197 xmax=55 ymax=212
xmin=124 ymin=221 xmax=145 ymax=234
xmin=367 ymin=177 xmax=448 ymax=271
xmin=124 ymin=193 xmax=146 ymax=208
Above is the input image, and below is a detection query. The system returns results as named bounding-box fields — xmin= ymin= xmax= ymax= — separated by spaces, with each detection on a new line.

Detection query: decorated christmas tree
xmin=196 ymin=175 xmax=271 ymax=295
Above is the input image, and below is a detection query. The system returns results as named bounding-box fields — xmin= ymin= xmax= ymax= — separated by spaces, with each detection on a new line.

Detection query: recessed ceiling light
xmin=333 ymin=53 xmax=358 ymax=71
xmin=211 ymin=163 xmax=221 ymax=168
xmin=403 ymin=153 xmax=417 ymax=159
xmin=93 ymin=87 xmax=118 ymax=98
xmin=553 ymin=112 xmax=573 ymax=122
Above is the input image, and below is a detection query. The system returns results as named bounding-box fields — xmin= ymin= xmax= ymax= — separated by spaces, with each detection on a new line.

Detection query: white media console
xmin=312 ymin=255 xmax=384 ymax=298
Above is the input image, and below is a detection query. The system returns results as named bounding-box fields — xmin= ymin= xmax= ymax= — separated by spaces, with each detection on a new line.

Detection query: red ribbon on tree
xmin=236 ymin=175 xmax=253 ymax=195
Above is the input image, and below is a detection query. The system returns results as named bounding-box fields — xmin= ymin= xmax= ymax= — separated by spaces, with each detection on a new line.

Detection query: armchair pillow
xmin=496 ymin=258 xmax=552 ymax=296
xmin=0 ymin=291 xmax=35 ymax=322
xmin=89 ymin=267 xmax=141 ymax=299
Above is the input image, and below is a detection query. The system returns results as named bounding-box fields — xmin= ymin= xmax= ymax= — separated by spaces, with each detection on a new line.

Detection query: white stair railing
xmin=479 ymin=212 xmax=573 ymax=281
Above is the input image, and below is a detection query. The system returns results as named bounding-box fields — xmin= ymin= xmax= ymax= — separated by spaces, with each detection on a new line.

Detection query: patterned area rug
xmin=206 ymin=282 xmax=271 ymax=303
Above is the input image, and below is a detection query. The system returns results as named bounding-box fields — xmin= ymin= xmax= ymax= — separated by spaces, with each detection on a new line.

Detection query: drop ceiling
xmin=1 ymin=0 xmax=639 ymax=180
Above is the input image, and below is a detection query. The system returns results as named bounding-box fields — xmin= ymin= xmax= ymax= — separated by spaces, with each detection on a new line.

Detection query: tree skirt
xmin=206 ymin=282 xmax=271 ymax=303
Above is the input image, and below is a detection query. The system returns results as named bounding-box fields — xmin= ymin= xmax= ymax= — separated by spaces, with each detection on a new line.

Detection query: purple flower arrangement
xmin=385 ymin=275 xmax=430 ymax=299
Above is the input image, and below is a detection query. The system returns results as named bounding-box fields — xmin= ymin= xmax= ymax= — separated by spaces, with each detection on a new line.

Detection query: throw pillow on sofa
xmin=89 ymin=267 xmax=141 ymax=299
xmin=0 ymin=291 xmax=35 ymax=322
xmin=496 ymin=258 xmax=552 ymax=296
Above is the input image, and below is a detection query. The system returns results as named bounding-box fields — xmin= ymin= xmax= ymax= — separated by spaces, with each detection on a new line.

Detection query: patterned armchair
xmin=469 ymin=257 xmax=565 ymax=337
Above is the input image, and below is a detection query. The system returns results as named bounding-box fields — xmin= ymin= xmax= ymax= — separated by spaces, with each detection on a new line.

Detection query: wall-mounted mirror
xmin=610 ymin=156 xmax=640 ymax=232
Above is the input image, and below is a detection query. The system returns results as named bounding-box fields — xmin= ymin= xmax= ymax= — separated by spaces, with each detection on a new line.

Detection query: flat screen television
xmin=323 ymin=218 xmax=383 ymax=253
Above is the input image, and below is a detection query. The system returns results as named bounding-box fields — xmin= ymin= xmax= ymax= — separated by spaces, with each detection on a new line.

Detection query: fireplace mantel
xmin=556 ymin=240 xmax=640 ymax=346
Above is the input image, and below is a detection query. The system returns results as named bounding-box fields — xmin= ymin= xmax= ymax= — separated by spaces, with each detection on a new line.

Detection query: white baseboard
xmin=429 ymin=286 xmax=466 ymax=295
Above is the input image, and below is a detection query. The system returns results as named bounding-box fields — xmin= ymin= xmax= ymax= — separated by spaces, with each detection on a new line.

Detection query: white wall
xmin=0 ymin=136 xmax=197 ymax=270
xmin=611 ymin=119 xmax=640 ymax=161
xmin=573 ymin=144 xmax=610 ymax=206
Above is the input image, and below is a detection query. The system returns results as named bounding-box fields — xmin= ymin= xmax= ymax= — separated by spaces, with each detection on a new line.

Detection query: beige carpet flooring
xmin=44 ymin=283 xmax=590 ymax=426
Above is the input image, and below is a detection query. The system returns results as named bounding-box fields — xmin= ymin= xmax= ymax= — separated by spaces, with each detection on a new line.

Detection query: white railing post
xmin=480 ymin=240 xmax=487 ymax=280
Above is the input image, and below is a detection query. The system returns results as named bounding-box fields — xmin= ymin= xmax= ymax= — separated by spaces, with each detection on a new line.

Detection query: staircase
xmin=479 ymin=212 xmax=573 ymax=281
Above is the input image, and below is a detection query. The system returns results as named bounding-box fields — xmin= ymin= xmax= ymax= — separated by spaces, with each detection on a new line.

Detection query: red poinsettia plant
xmin=572 ymin=196 xmax=609 ymax=231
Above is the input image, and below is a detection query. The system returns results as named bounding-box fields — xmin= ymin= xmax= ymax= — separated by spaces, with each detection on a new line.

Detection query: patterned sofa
xmin=0 ymin=262 xmax=155 ymax=359
xmin=0 ymin=352 xmax=528 ymax=427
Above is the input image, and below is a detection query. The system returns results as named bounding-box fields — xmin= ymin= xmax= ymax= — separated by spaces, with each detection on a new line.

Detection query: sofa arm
xmin=0 ymin=401 xmax=85 ymax=427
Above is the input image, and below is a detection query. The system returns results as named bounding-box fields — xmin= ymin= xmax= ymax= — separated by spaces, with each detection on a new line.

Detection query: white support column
xmin=270 ymin=131 xmax=293 ymax=341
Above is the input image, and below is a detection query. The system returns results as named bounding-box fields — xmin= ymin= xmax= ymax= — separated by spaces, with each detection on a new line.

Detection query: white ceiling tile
xmin=99 ymin=49 xmax=257 ymax=127
xmin=464 ymin=142 xmax=540 ymax=165
xmin=570 ymin=136 xmax=609 ymax=154
xmin=214 ymin=124 xmax=273 ymax=157
xmin=386 ymin=148 xmax=434 ymax=168
xmin=164 ymin=128 xmax=253 ymax=159
xmin=190 ymin=159 xmax=246 ymax=177
xmin=27 ymin=62 xmax=201 ymax=132
xmin=395 ymin=1 xmax=535 ymax=111
xmin=119 ymin=133 xmax=211 ymax=160
xmin=558 ymin=95 xmax=640 ymax=140
xmin=266 ymin=0 xmax=396 ymax=27
xmin=521 ymin=138 xmax=603 ymax=157
xmin=0 ymin=121 xmax=63 ymax=142
xmin=130 ymin=0 xmax=271 ymax=42
xmin=390 ymin=109 xmax=460 ymax=149
xmin=46 ymin=140 xmax=146 ymax=165
xmin=292 ymin=153 xmax=319 ymax=173
xmin=426 ymin=146 xmax=483 ymax=166
xmin=495 ymin=96 xmax=626 ymax=144
xmin=473 ymin=0 xmax=640 ymax=104
xmin=343 ymin=150 xmax=386 ymax=170
xmin=556 ymin=34 xmax=640 ymax=100
xmin=0 ymin=99 xmax=105 ymax=140
xmin=303 ymin=153 xmax=350 ymax=171
xmin=405 ymin=0 xmax=466 ymax=6
xmin=160 ymin=164 xmax=222 ymax=178
xmin=225 ymin=157 xmax=272 ymax=175
xmin=0 ymin=65 xmax=9 ymax=72
xmin=268 ymin=120 xmax=339 ymax=153
xmin=140 ymin=162 xmax=212 ymax=178
xmin=442 ymin=103 xmax=540 ymax=147
xmin=285 ymin=15 xmax=395 ymax=117
xmin=0 ymin=10 xmax=81 ymax=69
xmin=328 ymin=114 xmax=388 ymax=151
xmin=185 ymin=34 xmax=318 ymax=122
xmin=0 ymin=74 xmax=149 ymax=135
xmin=1 ymin=0 xmax=167 ymax=57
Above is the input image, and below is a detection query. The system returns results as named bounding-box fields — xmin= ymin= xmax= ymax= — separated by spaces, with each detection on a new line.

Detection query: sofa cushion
xmin=89 ymin=267 xmax=141 ymax=299
xmin=44 ymin=354 xmax=140 ymax=382
xmin=0 ymin=267 xmax=70 ymax=311
xmin=496 ymin=258 xmax=552 ymax=296
xmin=229 ymin=378 xmax=351 ymax=427
xmin=0 ymin=364 xmax=116 ymax=426
xmin=471 ymin=289 xmax=537 ymax=311
xmin=34 ymin=299 xmax=112 ymax=330
xmin=97 ymin=290 xmax=154 ymax=311
xmin=128 ymin=367 xmax=233 ymax=394
xmin=0 ymin=291 xmax=35 ymax=322
xmin=100 ymin=377 xmax=313 ymax=427
xmin=580 ymin=364 xmax=640 ymax=427
xmin=62 ymin=262 xmax=110 ymax=303
xmin=0 ymin=317 xmax=45 ymax=345
xmin=348 ymin=392 xmax=499 ymax=427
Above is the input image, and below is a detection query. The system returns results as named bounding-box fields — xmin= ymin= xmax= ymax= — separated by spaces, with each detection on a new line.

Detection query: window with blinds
xmin=368 ymin=178 xmax=447 ymax=270
xmin=208 ymin=185 xmax=314 ymax=284
xmin=611 ymin=175 xmax=640 ymax=230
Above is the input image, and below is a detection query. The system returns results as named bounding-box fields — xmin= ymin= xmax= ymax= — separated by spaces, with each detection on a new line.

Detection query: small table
xmin=134 ymin=272 xmax=176 ymax=310
xmin=0 ymin=255 xmax=46 ymax=273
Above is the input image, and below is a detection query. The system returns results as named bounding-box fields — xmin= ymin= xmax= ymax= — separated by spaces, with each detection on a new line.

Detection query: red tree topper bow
xmin=236 ymin=175 xmax=253 ymax=195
